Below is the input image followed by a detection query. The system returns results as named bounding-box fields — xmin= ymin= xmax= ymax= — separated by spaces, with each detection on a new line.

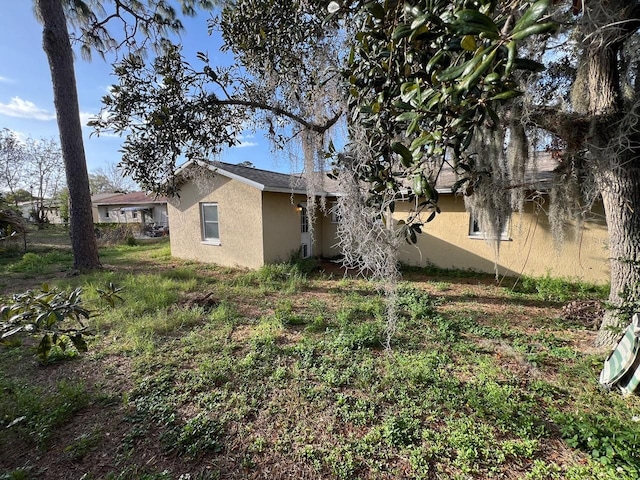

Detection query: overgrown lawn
xmin=1 ymin=237 xmax=638 ymax=479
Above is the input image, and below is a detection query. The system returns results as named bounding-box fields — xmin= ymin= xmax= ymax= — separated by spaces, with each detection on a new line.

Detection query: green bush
xmin=513 ymin=273 xmax=608 ymax=302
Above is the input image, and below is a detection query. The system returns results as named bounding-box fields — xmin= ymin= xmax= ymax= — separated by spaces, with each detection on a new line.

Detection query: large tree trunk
xmin=37 ymin=0 xmax=101 ymax=270
xmin=575 ymin=1 xmax=640 ymax=347
xmin=596 ymin=163 xmax=640 ymax=347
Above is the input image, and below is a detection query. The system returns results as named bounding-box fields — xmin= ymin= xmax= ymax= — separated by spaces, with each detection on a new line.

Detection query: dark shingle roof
xmin=212 ymin=162 xmax=306 ymax=192
xmin=433 ymin=151 xmax=559 ymax=192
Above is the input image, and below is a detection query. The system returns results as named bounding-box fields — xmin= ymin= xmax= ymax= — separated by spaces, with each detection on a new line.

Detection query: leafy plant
xmin=96 ymin=282 xmax=125 ymax=308
xmin=0 ymin=284 xmax=90 ymax=362
xmin=554 ymin=412 xmax=640 ymax=477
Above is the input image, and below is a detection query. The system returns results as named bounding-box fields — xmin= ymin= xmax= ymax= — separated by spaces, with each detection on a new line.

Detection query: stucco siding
xmin=168 ymin=176 xmax=265 ymax=269
xmin=261 ymin=192 xmax=308 ymax=263
xmin=395 ymin=195 xmax=610 ymax=283
xmin=319 ymin=200 xmax=341 ymax=258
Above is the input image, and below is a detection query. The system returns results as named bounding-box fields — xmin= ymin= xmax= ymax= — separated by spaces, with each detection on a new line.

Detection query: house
xmin=15 ymin=199 xmax=64 ymax=224
xmin=169 ymin=159 xmax=610 ymax=283
xmin=393 ymin=153 xmax=610 ymax=284
xmin=91 ymin=192 xmax=169 ymax=233
xmin=168 ymin=161 xmax=341 ymax=269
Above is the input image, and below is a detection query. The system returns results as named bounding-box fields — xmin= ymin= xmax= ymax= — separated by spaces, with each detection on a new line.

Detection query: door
xmin=300 ymin=204 xmax=311 ymax=258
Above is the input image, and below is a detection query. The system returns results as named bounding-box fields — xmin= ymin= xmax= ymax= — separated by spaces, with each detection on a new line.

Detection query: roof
xmin=177 ymin=160 xmax=341 ymax=196
xmin=433 ymin=151 xmax=559 ymax=193
xmin=213 ymin=161 xmax=307 ymax=193
xmin=92 ymin=191 xmax=168 ymax=205
xmin=178 ymin=153 xmax=559 ymax=199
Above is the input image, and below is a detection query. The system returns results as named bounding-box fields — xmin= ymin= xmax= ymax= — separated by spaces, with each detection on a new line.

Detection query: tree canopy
xmin=95 ymin=0 xmax=640 ymax=346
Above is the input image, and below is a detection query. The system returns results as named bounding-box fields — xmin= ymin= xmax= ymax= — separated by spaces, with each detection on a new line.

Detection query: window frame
xmin=201 ymin=202 xmax=221 ymax=245
xmin=468 ymin=215 xmax=511 ymax=241
xmin=330 ymin=202 xmax=341 ymax=224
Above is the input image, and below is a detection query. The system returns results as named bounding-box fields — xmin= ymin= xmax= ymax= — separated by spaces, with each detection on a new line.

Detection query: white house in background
xmin=15 ymin=199 xmax=64 ymax=224
xmin=91 ymin=192 xmax=169 ymax=231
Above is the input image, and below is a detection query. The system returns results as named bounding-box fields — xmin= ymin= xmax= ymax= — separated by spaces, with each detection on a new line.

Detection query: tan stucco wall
xmin=261 ymin=194 xmax=338 ymax=262
xmin=395 ymin=195 xmax=610 ymax=284
xmin=168 ymin=176 xmax=265 ymax=269
xmin=262 ymin=192 xmax=307 ymax=263
xmin=319 ymin=200 xmax=341 ymax=258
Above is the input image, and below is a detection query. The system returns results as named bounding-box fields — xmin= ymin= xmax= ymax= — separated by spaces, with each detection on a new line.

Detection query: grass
xmin=1 ymin=231 xmax=639 ymax=479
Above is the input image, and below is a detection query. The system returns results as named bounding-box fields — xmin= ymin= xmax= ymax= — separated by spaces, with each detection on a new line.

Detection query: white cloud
xmin=0 ymin=75 xmax=12 ymax=83
xmin=0 ymin=97 xmax=55 ymax=121
xmin=79 ymin=111 xmax=95 ymax=126
xmin=232 ymin=134 xmax=258 ymax=148
xmin=234 ymin=140 xmax=258 ymax=149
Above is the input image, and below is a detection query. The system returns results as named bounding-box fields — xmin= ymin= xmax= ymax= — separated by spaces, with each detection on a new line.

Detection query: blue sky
xmin=0 ymin=2 xmax=289 ymax=178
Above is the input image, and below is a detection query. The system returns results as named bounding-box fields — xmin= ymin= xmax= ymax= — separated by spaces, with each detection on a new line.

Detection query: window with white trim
xmin=201 ymin=203 xmax=220 ymax=244
xmin=330 ymin=202 xmax=341 ymax=224
xmin=469 ymin=215 xmax=510 ymax=240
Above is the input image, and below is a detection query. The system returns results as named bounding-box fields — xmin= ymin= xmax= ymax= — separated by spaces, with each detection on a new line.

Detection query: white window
xmin=201 ymin=203 xmax=220 ymax=244
xmin=469 ymin=215 xmax=510 ymax=240
xmin=330 ymin=202 xmax=341 ymax=224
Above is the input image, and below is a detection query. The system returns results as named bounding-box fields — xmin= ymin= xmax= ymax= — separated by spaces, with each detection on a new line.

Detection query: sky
xmin=0 ymin=2 xmax=291 ymax=180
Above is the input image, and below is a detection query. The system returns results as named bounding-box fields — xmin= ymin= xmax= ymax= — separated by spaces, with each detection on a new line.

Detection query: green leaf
xmin=396 ymin=111 xmax=419 ymax=122
xmin=456 ymin=47 xmax=498 ymax=91
xmin=513 ymin=58 xmax=545 ymax=72
xmin=392 ymin=24 xmax=412 ymax=40
xmin=410 ymin=14 xmax=429 ymax=30
xmin=37 ymin=334 xmax=52 ymax=361
xmin=453 ymin=9 xmax=499 ymax=38
xmin=511 ymin=22 xmax=557 ymax=41
xmin=512 ymin=0 xmax=551 ymax=34
xmin=391 ymin=142 xmax=413 ymax=166
xmin=70 ymin=334 xmax=88 ymax=353
xmin=505 ymin=40 xmax=517 ymax=77
xmin=490 ymin=90 xmax=522 ymax=101
xmin=437 ymin=60 xmax=477 ymax=83
xmin=460 ymin=35 xmax=476 ymax=52
xmin=367 ymin=2 xmax=385 ymax=20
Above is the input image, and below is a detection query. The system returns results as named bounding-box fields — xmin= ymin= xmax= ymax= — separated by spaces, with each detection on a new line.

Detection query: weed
xmin=164 ymin=412 xmax=224 ymax=457
xmin=0 ymin=376 xmax=89 ymax=448
xmin=0 ymin=285 xmax=90 ymax=362
xmin=64 ymin=431 xmax=103 ymax=461
xmin=554 ymin=411 xmax=640 ymax=478
xmin=274 ymin=299 xmax=306 ymax=326
xmin=8 ymin=251 xmax=72 ymax=275
xmin=382 ymin=411 xmax=421 ymax=447
xmin=512 ymin=273 xmax=608 ymax=302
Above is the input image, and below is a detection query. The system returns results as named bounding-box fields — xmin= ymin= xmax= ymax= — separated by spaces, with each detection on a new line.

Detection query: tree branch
xmin=527 ymin=105 xmax=591 ymax=149
xmin=209 ymin=96 xmax=343 ymax=134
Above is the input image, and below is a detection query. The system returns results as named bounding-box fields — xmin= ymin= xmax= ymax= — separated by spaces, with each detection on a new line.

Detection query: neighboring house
xmin=91 ymin=192 xmax=169 ymax=232
xmin=15 ymin=199 xmax=64 ymax=224
xmin=168 ymin=161 xmax=341 ymax=269
xmin=170 ymin=158 xmax=609 ymax=283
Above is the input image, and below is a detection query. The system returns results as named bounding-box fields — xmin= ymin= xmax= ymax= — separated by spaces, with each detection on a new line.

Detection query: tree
xmin=34 ymin=0 xmax=214 ymax=270
xmin=332 ymin=0 xmax=640 ymax=347
xmin=37 ymin=0 xmax=101 ymax=269
xmin=94 ymin=0 xmax=640 ymax=347
xmin=0 ymin=129 xmax=28 ymax=201
xmin=5 ymin=189 xmax=33 ymax=207
xmin=89 ymin=162 xmax=137 ymax=194
xmin=23 ymin=137 xmax=65 ymax=226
